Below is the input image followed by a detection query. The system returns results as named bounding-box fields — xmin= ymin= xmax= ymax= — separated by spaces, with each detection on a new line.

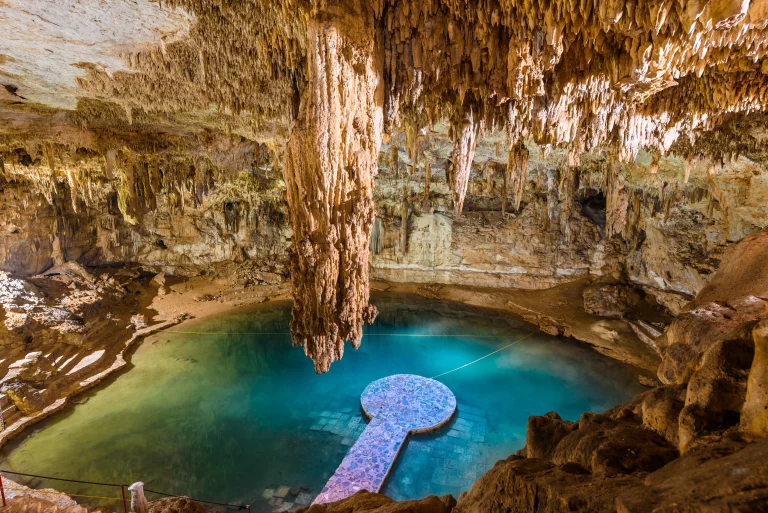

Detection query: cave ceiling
xmin=1 ymin=0 xmax=768 ymax=371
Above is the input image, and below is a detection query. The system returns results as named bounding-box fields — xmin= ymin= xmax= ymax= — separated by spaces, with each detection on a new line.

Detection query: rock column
xmin=282 ymin=1 xmax=383 ymax=373
xmin=449 ymin=105 xmax=480 ymax=216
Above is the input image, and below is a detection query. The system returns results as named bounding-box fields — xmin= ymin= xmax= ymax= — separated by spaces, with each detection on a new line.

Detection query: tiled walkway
xmin=312 ymin=374 xmax=456 ymax=505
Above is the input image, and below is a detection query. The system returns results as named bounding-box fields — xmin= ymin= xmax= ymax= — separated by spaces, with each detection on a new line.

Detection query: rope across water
xmin=162 ymin=329 xmax=539 ymax=379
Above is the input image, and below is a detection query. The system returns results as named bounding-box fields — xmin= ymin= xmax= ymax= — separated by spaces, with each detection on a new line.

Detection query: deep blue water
xmin=0 ymin=293 xmax=643 ymax=512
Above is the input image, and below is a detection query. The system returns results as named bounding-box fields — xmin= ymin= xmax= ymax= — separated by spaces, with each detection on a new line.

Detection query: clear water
xmin=0 ymin=293 xmax=644 ymax=512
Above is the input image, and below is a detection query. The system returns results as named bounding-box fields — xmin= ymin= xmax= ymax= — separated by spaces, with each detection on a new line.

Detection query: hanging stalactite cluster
xmin=3 ymin=0 xmax=768 ymax=371
xmin=281 ymin=0 xmax=383 ymax=373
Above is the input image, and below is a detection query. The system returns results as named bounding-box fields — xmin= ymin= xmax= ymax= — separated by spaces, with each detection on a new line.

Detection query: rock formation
xmin=0 ymin=1 xmax=767 ymax=509
xmin=282 ymin=0 xmax=383 ymax=372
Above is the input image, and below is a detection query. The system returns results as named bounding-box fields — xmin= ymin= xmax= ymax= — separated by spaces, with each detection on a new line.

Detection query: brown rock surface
xmin=0 ymin=1 xmax=767 ymax=511
xmin=281 ymin=1 xmax=383 ymax=373
xmin=148 ymin=497 xmax=210 ymax=513
xmin=742 ymin=320 xmax=768 ymax=438
xmin=297 ymin=491 xmax=454 ymax=513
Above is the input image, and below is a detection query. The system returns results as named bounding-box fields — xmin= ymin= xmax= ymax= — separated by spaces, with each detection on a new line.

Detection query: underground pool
xmin=0 ymin=293 xmax=645 ymax=511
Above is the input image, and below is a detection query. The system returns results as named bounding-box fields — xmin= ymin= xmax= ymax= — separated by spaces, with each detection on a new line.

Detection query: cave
xmin=0 ymin=1 xmax=767 ymax=512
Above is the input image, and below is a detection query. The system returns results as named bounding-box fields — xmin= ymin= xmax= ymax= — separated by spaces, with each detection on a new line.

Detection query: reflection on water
xmin=0 ymin=293 xmax=644 ymax=511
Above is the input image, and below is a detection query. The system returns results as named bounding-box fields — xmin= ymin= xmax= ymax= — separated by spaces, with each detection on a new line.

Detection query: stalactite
xmin=399 ymin=196 xmax=409 ymax=256
xmin=370 ymin=217 xmax=383 ymax=255
xmin=605 ymin=158 xmax=630 ymax=240
xmin=389 ymin=144 xmax=400 ymax=179
xmin=558 ymin=166 xmax=579 ymax=243
xmin=281 ymin=1 xmax=383 ymax=373
xmin=507 ymin=141 xmax=529 ymax=212
xmin=423 ymin=162 xmax=431 ymax=201
xmin=449 ymin=104 xmax=480 ymax=216
xmin=501 ymin=162 xmax=508 ymax=216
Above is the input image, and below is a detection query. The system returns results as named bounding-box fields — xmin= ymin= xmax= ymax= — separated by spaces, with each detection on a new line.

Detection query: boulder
xmin=640 ymin=385 xmax=686 ymax=446
xmin=525 ymin=412 xmax=575 ymax=460
xmin=657 ymin=227 xmax=768 ymax=385
xmin=452 ymin=455 xmax=641 ymax=513
xmin=150 ymin=273 xmax=166 ymax=288
xmin=551 ymin=413 xmax=678 ymax=475
xmin=2 ymin=381 xmax=46 ymax=415
xmin=616 ymin=438 xmax=768 ymax=512
xmin=678 ymin=337 xmax=755 ymax=451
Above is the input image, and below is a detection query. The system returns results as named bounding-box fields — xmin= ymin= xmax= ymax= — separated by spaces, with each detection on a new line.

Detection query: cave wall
xmin=0 ymin=142 xmax=290 ymax=278
xmin=2 ymin=133 xmax=766 ymax=316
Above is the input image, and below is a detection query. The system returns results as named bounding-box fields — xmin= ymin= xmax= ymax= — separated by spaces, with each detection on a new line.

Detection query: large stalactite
xmin=282 ymin=1 xmax=384 ymax=373
xmin=449 ymin=104 xmax=481 ymax=216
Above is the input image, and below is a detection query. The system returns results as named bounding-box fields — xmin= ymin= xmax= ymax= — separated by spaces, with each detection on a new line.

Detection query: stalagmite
xmin=450 ymin=105 xmax=480 ymax=216
xmin=282 ymin=1 xmax=383 ymax=373
xmin=423 ymin=162 xmax=431 ymax=201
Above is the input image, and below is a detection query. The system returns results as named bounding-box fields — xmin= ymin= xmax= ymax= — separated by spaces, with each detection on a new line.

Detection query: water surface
xmin=0 ymin=293 xmax=644 ymax=511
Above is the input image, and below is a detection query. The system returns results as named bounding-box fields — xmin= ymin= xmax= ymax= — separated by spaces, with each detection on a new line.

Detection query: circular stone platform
xmin=313 ymin=374 xmax=457 ymax=505
xmin=361 ymin=374 xmax=457 ymax=433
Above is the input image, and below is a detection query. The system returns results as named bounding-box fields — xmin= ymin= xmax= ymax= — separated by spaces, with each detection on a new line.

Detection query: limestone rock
xmin=2 ymin=381 xmax=46 ymax=415
xmin=582 ymin=280 xmax=642 ymax=318
xmin=150 ymin=273 xmax=166 ymax=288
xmin=452 ymin=455 xmax=640 ymax=513
xmin=657 ymin=227 xmax=768 ymax=384
xmin=282 ymin=1 xmax=383 ymax=373
xmin=297 ymin=491 xmax=454 ymax=513
xmin=550 ymin=412 xmax=678 ymax=475
xmin=678 ymin=337 xmax=755 ymax=451
xmin=525 ymin=412 xmax=575 ymax=460
xmin=147 ymin=497 xmax=208 ymax=513
xmin=742 ymin=320 xmax=768 ymax=437
xmin=640 ymin=385 xmax=687 ymax=447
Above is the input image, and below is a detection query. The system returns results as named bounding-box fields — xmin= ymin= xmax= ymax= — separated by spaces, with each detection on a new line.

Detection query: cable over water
xmin=163 ymin=328 xmax=539 ymax=379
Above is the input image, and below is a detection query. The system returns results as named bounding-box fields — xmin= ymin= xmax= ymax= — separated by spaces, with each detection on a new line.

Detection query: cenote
xmin=0 ymin=293 xmax=644 ymax=511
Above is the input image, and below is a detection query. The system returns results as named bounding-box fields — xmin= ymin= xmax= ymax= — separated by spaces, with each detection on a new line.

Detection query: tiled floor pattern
xmin=382 ymin=403 xmax=489 ymax=500
xmin=259 ymin=403 xmax=489 ymax=512
xmin=313 ymin=375 xmax=456 ymax=505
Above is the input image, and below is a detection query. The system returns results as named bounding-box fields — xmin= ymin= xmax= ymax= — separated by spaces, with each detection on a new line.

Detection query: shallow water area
xmin=0 ymin=293 xmax=645 ymax=512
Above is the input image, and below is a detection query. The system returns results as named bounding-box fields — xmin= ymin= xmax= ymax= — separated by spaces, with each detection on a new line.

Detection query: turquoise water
xmin=0 ymin=293 xmax=644 ymax=511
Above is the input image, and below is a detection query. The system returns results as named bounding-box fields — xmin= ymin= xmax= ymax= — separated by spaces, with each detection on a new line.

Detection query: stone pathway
xmin=384 ymin=403 xmax=493 ymax=500
xmin=313 ymin=375 xmax=456 ymax=505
